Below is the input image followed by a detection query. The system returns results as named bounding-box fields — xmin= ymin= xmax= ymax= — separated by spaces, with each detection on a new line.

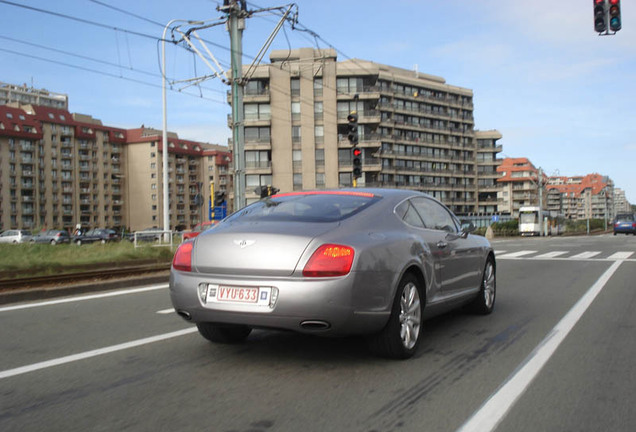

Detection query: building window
xmin=290 ymin=78 xmax=300 ymax=96
xmin=339 ymin=172 xmax=352 ymax=187
xmin=293 ymin=173 xmax=302 ymax=190
xmin=291 ymin=102 xmax=301 ymax=121
xmin=245 ymin=127 xmax=270 ymax=143
xmin=293 ymin=150 xmax=302 ymax=170
xmin=315 ymin=149 xmax=325 ymax=168
xmin=313 ymin=78 xmax=323 ymax=97
xmin=316 ymin=172 xmax=325 ymax=188
xmin=244 ymin=103 xmax=271 ymax=121
xmin=314 ymin=102 xmax=323 ymax=121
xmin=314 ymin=125 xmax=324 ymax=144
xmin=292 ymin=126 xmax=301 ymax=144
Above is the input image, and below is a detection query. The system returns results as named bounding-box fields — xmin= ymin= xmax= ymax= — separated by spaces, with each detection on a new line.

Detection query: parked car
xmin=72 ymin=228 xmax=119 ymax=245
xmin=170 ymin=188 xmax=496 ymax=359
xmin=30 ymin=229 xmax=71 ymax=245
xmin=613 ymin=213 xmax=636 ymax=235
xmin=182 ymin=221 xmax=219 ymax=241
xmin=0 ymin=229 xmax=33 ymax=244
xmin=131 ymin=228 xmax=163 ymax=243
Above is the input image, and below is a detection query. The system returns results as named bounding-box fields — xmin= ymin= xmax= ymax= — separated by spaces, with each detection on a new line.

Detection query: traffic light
xmin=346 ymin=113 xmax=358 ymax=145
xmin=214 ymin=191 xmax=226 ymax=206
xmin=255 ymin=185 xmax=279 ymax=199
xmin=609 ymin=0 xmax=621 ymax=31
xmin=352 ymin=147 xmax=362 ymax=179
xmin=594 ymin=0 xmax=607 ymax=33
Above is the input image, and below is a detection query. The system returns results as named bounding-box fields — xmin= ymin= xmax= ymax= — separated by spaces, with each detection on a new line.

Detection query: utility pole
xmin=538 ymin=167 xmax=544 ymax=236
xmin=162 ymin=2 xmax=296 ymax=212
xmin=226 ymin=0 xmax=247 ymax=210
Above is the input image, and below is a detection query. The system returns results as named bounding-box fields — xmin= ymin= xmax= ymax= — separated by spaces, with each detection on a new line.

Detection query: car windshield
xmin=616 ymin=214 xmax=634 ymax=221
xmin=224 ymin=191 xmax=380 ymax=223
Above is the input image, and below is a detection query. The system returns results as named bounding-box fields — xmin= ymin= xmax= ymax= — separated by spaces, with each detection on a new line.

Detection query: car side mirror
xmin=460 ymin=221 xmax=476 ymax=237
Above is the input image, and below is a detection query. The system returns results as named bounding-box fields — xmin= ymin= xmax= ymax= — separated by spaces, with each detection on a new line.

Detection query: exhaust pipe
xmin=176 ymin=310 xmax=192 ymax=321
xmin=300 ymin=320 xmax=331 ymax=330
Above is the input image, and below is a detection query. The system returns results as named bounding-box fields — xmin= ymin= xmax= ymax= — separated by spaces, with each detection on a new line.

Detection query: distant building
xmin=0 ymin=103 xmax=229 ymax=232
xmin=546 ymin=174 xmax=614 ymax=222
xmin=1 ymin=81 xmax=68 ymax=110
xmin=232 ymin=47 xmax=502 ymax=214
xmin=497 ymin=157 xmax=547 ymax=217
xmin=613 ymin=188 xmax=631 ymax=215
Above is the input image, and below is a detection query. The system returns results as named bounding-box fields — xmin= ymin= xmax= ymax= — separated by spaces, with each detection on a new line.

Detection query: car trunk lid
xmin=192 ymin=222 xmax=338 ymax=277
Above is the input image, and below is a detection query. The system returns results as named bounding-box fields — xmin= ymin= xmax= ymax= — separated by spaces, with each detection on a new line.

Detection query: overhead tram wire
xmin=87 ymin=0 xmax=166 ymax=27
xmin=0 ymin=47 xmax=227 ymax=105
xmin=0 ymin=34 xmax=227 ymax=96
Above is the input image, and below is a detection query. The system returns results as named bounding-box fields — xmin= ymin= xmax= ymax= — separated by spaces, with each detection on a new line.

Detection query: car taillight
xmin=173 ymin=241 xmax=193 ymax=272
xmin=303 ymin=244 xmax=354 ymax=277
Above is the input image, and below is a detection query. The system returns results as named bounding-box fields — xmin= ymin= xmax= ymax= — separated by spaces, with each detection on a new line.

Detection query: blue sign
xmin=491 ymin=215 xmax=500 ymax=223
xmin=213 ymin=203 xmax=227 ymax=220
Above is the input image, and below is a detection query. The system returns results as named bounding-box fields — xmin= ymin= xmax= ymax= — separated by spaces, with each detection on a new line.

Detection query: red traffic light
xmin=352 ymin=148 xmax=362 ymax=157
xmin=594 ymin=0 xmax=607 ymax=33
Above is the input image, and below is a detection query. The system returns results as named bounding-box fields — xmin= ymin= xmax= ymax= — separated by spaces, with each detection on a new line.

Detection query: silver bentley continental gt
xmin=169 ymin=188 xmax=496 ymax=359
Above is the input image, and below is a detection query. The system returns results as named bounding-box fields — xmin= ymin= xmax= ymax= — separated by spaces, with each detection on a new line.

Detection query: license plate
xmin=218 ymin=286 xmax=258 ymax=303
xmin=206 ymin=284 xmax=272 ymax=306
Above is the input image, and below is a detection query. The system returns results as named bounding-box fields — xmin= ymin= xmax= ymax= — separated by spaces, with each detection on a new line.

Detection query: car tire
xmin=196 ymin=323 xmax=252 ymax=344
xmin=467 ymin=257 xmax=496 ymax=315
xmin=367 ymin=273 xmax=423 ymax=359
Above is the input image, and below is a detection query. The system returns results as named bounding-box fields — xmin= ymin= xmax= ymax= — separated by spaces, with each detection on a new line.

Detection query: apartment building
xmin=1 ymin=81 xmax=68 ymax=110
xmin=0 ymin=104 xmax=230 ymax=232
xmin=547 ymin=174 xmax=614 ymax=221
xmin=475 ymin=130 xmax=503 ymax=214
xmin=125 ymin=127 xmax=232 ymax=231
xmin=236 ymin=48 xmax=502 ymax=215
xmin=496 ymin=157 xmax=546 ymax=217
xmin=0 ymin=104 xmax=127 ymax=231
xmin=614 ymin=188 xmax=631 ymax=214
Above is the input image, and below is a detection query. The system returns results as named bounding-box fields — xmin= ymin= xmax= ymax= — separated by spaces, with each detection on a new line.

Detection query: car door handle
xmin=437 ymin=241 xmax=448 ymax=249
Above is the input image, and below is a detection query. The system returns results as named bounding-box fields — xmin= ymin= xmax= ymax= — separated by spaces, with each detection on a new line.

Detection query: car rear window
xmin=616 ymin=214 xmax=634 ymax=221
xmin=225 ymin=191 xmax=380 ymax=223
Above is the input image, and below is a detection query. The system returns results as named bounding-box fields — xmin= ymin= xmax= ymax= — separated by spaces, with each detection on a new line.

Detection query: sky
xmin=1 ymin=0 xmax=635 ymax=202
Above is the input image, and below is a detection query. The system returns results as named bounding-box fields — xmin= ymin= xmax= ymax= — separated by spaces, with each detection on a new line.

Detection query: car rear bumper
xmin=169 ymin=270 xmax=391 ymax=336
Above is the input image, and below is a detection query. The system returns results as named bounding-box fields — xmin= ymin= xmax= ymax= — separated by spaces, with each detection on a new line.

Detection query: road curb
xmin=0 ymin=272 xmax=170 ymax=305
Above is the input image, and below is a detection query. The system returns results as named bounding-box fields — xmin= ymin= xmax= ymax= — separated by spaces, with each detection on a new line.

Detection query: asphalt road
xmin=1 ymin=234 xmax=635 ymax=432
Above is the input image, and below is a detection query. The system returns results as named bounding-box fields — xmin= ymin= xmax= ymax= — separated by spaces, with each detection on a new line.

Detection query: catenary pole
xmin=228 ymin=1 xmax=246 ymax=210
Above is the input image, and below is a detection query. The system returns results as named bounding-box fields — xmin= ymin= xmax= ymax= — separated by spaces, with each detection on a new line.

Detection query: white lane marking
xmin=569 ymin=251 xmax=601 ymax=259
xmin=495 ymin=250 xmax=537 ymax=259
xmin=0 ymin=327 xmax=197 ymax=380
xmin=457 ymin=259 xmax=623 ymax=432
xmin=494 ymin=250 xmax=507 ymax=256
xmin=532 ymin=251 xmax=568 ymax=259
xmin=157 ymin=308 xmax=175 ymax=314
xmin=607 ymin=251 xmax=633 ymax=260
xmin=0 ymin=284 xmax=169 ymax=313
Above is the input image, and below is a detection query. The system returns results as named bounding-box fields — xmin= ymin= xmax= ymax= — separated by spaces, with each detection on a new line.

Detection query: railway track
xmin=0 ymin=263 xmax=171 ymax=291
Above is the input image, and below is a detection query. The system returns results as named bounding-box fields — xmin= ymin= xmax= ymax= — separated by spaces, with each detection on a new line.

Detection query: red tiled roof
xmin=0 ymin=105 xmax=43 ymax=139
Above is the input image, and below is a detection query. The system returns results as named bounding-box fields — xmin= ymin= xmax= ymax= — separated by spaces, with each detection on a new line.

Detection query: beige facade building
xmin=496 ymin=157 xmax=546 ymax=217
xmin=237 ymin=48 xmax=502 ymax=214
xmin=0 ymin=103 xmax=230 ymax=233
xmin=1 ymin=81 xmax=68 ymax=110
xmin=125 ymin=127 xmax=232 ymax=231
xmin=547 ymin=174 xmax=614 ymax=221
